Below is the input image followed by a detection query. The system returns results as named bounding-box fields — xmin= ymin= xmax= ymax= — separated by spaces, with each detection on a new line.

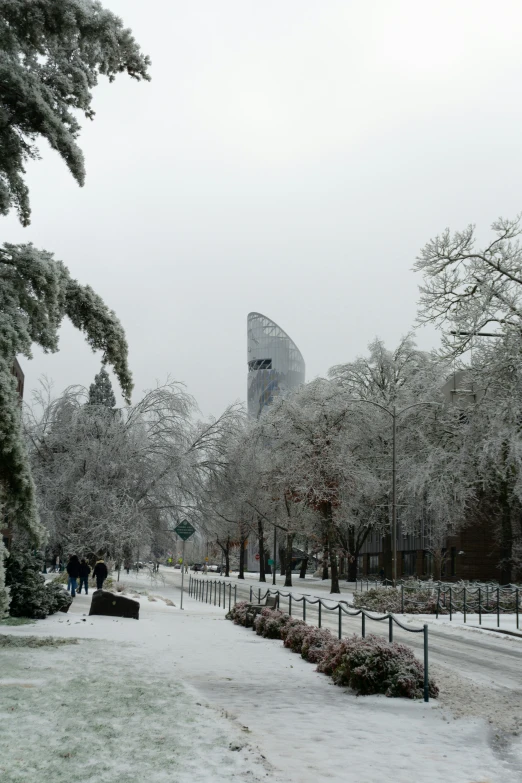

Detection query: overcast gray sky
xmin=5 ymin=0 xmax=522 ymax=416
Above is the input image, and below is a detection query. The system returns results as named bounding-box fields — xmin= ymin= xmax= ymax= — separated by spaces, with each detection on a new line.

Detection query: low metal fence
xmin=355 ymin=580 xmax=520 ymax=629
xmin=189 ymin=576 xmax=431 ymax=702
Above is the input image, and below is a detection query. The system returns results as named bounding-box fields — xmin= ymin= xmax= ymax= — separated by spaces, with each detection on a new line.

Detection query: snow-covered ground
xmin=1 ymin=572 xmax=521 ymax=783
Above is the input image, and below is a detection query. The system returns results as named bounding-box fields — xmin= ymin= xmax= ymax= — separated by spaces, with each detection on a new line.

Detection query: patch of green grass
xmin=0 ymin=634 xmax=78 ymax=648
xmin=0 ymin=617 xmax=35 ymax=626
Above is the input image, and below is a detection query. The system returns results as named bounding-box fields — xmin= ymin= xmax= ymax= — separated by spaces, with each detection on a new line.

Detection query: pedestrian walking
xmin=78 ymin=559 xmax=91 ymax=594
xmin=66 ymin=555 xmax=80 ymax=597
xmin=124 ymin=559 xmax=131 ymax=575
xmin=93 ymin=558 xmax=108 ymax=590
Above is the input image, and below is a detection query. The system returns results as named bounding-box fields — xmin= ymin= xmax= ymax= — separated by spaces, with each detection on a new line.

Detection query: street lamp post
xmin=349 ymin=400 xmax=440 ymax=586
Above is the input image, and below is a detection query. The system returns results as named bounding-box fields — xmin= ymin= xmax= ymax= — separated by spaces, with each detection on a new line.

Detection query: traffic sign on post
xmin=175 ymin=520 xmax=196 ymax=541
xmin=174 ymin=520 xmax=196 ymax=610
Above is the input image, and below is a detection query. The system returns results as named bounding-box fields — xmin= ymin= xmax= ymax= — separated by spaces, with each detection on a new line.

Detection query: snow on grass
xmin=0 ymin=633 xmax=275 ymax=783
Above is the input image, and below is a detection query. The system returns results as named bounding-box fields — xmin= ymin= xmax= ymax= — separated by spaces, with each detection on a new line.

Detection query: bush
xmin=225 ymin=600 xmax=249 ymax=626
xmin=6 ymin=550 xmax=50 ymax=619
xmin=283 ymin=621 xmax=309 ymax=653
xmin=300 ymin=627 xmax=335 ymax=663
xmin=45 ymin=581 xmax=72 ymax=614
xmin=5 ymin=549 xmax=71 ymax=619
xmin=319 ymin=633 xmax=439 ymax=699
xmin=227 ymin=605 xmax=438 ymax=700
xmin=352 ymin=586 xmax=438 ymax=614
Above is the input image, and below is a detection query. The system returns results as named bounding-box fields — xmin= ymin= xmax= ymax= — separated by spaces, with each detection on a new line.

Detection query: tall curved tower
xmin=247 ymin=312 xmax=305 ymax=418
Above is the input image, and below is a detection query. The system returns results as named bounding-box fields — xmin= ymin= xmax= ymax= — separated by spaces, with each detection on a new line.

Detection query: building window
xmin=368 ymin=554 xmax=379 ymax=575
xmin=402 ymin=552 xmax=416 ymax=577
xmin=248 ymin=359 xmax=272 ymax=371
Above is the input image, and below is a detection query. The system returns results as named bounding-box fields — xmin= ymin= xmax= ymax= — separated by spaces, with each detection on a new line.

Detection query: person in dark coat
xmin=93 ymin=558 xmax=108 ymax=590
xmin=66 ymin=555 xmax=80 ymax=597
xmin=78 ymin=559 xmax=91 ymax=595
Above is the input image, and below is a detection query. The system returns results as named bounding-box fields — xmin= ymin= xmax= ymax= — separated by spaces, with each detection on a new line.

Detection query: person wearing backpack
xmin=93 ymin=558 xmax=108 ymax=590
xmin=78 ymin=559 xmax=91 ymax=595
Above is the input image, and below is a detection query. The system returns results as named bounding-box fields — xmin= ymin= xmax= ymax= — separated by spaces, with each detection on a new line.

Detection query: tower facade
xmin=247 ymin=312 xmax=305 ymax=418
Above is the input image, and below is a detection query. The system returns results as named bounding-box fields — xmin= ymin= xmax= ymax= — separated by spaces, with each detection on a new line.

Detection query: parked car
xmin=207 ymin=564 xmax=221 ymax=573
xmin=134 ymin=561 xmax=145 ymax=569
xmin=174 ymin=563 xmax=181 ymax=570
xmin=192 ymin=563 xmax=203 ymax=572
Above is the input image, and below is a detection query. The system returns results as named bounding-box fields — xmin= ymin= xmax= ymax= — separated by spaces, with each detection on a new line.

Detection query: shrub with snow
xmin=352 ymin=586 xmax=438 ymax=614
xmin=300 ymin=627 xmax=335 ymax=663
xmin=225 ymin=600 xmax=249 ymax=626
xmin=45 ymin=581 xmax=73 ymax=614
xmin=319 ymin=633 xmax=439 ymax=699
xmin=6 ymin=549 xmax=71 ymax=619
xmin=283 ymin=620 xmax=309 ymax=653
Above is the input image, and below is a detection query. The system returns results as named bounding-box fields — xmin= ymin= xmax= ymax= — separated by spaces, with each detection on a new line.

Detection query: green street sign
xmin=174 ymin=520 xmax=196 ymax=541
xmin=268 ymin=559 xmax=275 ymax=566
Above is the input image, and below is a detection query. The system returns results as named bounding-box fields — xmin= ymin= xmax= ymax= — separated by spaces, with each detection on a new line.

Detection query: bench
xmin=245 ymin=594 xmax=279 ymax=627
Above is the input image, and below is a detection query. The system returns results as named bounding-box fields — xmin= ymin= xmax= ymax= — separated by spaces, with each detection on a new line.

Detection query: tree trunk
xmin=322 ymin=501 xmax=340 ymax=594
xmin=238 ymin=537 xmax=246 ymax=579
xmin=279 ymin=546 xmax=286 ymax=576
xmin=225 ymin=546 xmax=230 ymax=578
xmin=299 ymin=557 xmax=308 ymax=579
xmin=499 ymin=478 xmax=513 ymax=585
xmin=321 ymin=524 xmax=329 ymax=579
xmin=347 ymin=556 xmax=357 ymax=582
xmin=258 ymin=517 xmax=266 ymax=583
xmin=284 ymin=531 xmax=294 ymax=587
xmin=218 ymin=538 xmax=231 ymax=577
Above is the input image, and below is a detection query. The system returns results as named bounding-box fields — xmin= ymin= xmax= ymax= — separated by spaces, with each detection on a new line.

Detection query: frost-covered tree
xmin=415 ymin=215 xmax=522 ymax=581
xmin=1 ymin=242 xmax=132 ymax=552
xmin=415 ymin=214 xmax=522 ymax=356
xmin=26 ymin=380 xmax=244 ymax=566
xmin=0 ymin=0 xmax=150 ymax=225
xmin=88 ymin=366 xmax=116 ymax=408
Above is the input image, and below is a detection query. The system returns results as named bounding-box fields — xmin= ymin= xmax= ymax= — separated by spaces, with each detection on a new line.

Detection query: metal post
xmin=249 ymin=585 xmax=253 ymax=602
xmin=289 ymin=595 xmax=292 ymax=616
xmin=436 ymin=586 xmax=440 ymax=619
xmin=391 ymin=406 xmax=397 ymax=587
xmin=303 ymin=599 xmax=306 ymax=621
xmin=449 ymin=586 xmax=452 ymax=621
xmin=180 ymin=540 xmax=185 ymax=610
xmin=423 ymin=624 xmax=429 ymax=703
xmin=272 ymin=526 xmax=277 ymax=587
xmin=497 ymin=587 xmax=500 ymax=628
xmin=318 ymin=602 xmax=322 ymax=628
xmin=218 ymin=581 xmax=221 ymax=607
xmin=361 ymin=612 xmax=365 ymax=638
xmin=478 ymin=587 xmax=482 ymax=625
xmin=463 ymin=587 xmax=466 ymax=624
xmin=338 ymin=605 xmax=342 ymax=639
xmin=517 ymin=588 xmax=519 ymax=630
xmin=401 ymin=584 xmax=404 ymax=613
xmin=234 ymin=585 xmax=237 ymax=605
xmin=388 ymin=615 xmax=393 ymax=642
xmin=258 ymin=588 xmax=261 ymax=604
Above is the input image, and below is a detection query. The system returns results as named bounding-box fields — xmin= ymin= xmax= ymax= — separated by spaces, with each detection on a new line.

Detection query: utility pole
xmin=349 ymin=399 xmax=440 ymax=586
xmin=272 ymin=525 xmax=277 ymax=587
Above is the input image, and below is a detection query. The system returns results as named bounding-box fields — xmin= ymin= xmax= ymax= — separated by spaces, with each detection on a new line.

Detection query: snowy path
xmin=2 ymin=575 xmax=521 ymax=783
